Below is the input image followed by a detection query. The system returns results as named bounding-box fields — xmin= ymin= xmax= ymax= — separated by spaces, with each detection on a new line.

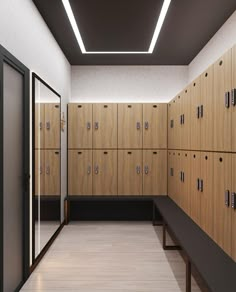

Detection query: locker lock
xmin=87 ymin=166 xmax=91 ymax=175
xmin=136 ymin=166 xmax=141 ymax=174
xmin=232 ymin=193 xmax=236 ymax=209
xmin=40 ymin=166 xmax=43 ymax=175
xmin=94 ymin=165 xmax=99 ymax=174
xmin=144 ymin=165 xmax=149 ymax=174
xmin=46 ymin=166 xmax=50 ymax=175
xmin=87 ymin=122 xmax=91 ymax=130
xmin=94 ymin=122 xmax=99 ymax=130
xmin=225 ymin=190 xmax=230 ymax=207
xmin=144 ymin=122 xmax=149 ymax=130
xmin=46 ymin=121 xmax=50 ymax=130
xmin=136 ymin=122 xmax=141 ymax=130
xmin=39 ymin=122 xmax=43 ymax=130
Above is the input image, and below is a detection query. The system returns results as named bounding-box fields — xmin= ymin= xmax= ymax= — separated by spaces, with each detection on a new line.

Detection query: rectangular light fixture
xmin=62 ymin=0 xmax=171 ymax=54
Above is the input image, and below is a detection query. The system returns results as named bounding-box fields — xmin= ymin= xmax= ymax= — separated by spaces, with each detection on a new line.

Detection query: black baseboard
xmin=68 ymin=196 xmax=162 ymax=221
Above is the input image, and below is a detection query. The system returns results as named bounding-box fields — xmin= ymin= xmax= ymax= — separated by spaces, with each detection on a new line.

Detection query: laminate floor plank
xmin=21 ymin=222 xmax=201 ymax=292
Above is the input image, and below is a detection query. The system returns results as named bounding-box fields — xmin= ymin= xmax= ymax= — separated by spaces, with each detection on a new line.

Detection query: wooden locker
xmin=93 ymin=104 xmax=117 ymax=149
xmin=44 ymin=150 xmax=60 ymax=196
xmin=44 ymin=103 xmax=60 ymax=149
xmin=200 ymin=152 xmax=214 ymax=237
xmin=35 ymin=103 xmax=45 ymax=149
xmin=167 ymin=99 xmax=176 ymax=149
xmin=118 ymin=150 xmax=142 ymax=195
xmin=35 ymin=150 xmax=45 ymax=196
xmin=167 ymin=151 xmax=175 ymax=200
xmin=231 ymin=154 xmax=236 ymax=261
xmin=93 ymin=150 xmax=117 ymax=195
xmin=143 ymin=150 xmax=167 ymax=196
xmin=190 ymin=77 xmax=201 ymax=150
xmin=174 ymin=151 xmax=182 ymax=206
xmin=213 ymin=153 xmax=232 ymax=256
xmin=180 ymin=87 xmax=191 ymax=149
xmin=118 ymin=104 xmax=142 ymax=148
xmin=213 ymin=50 xmax=232 ymax=152
xmin=68 ymin=103 xmax=92 ymax=149
xmin=180 ymin=151 xmax=190 ymax=215
xmin=190 ymin=151 xmax=201 ymax=226
xmin=175 ymin=95 xmax=182 ymax=149
xmin=143 ymin=104 xmax=167 ymax=149
xmin=232 ymin=45 xmax=236 ymax=152
xmin=201 ymin=65 xmax=214 ymax=151
xmin=68 ymin=150 xmax=92 ymax=195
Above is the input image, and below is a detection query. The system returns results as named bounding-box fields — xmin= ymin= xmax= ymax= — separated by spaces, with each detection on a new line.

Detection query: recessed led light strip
xmin=62 ymin=0 xmax=171 ymax=55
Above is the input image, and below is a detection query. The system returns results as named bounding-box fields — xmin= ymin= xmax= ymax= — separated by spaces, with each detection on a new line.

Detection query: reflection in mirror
xmin=33 ymin=73 xmax=61 ymax=260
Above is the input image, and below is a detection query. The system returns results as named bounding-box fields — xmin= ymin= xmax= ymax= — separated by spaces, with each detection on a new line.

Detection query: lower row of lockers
xmin=68 ymin=149 xmax=167 ymax=196
xmin=168 ymin=150 xmax=236 ymax=261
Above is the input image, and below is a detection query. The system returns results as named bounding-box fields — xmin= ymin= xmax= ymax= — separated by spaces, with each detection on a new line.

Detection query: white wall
xmin=0 ymin=0 xmax=71 ymax=263
xmin=71 ymin=66 xmax=188 ymax=103
xmin=189 ymin=10 xmax=236 ymax=82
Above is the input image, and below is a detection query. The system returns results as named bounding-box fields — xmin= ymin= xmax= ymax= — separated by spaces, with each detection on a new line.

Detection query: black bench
xmin=153 ymin=196 xmax=236 ymax=292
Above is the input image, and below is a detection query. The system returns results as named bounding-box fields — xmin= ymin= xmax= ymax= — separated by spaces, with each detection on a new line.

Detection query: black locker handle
xmin=170 ymin=168 xmax=174 ymax=176
xmin=200 ymin=179 xmax=203 ymax=192
xmin=200 ymin=105 xmax=203 ymax=118
xmin=231 ymin=89 xmax=236 ymax=106
xmin=225 ymin=92 xmax=230 ymax=108
xmin=182 ymin=114 xmax=185 ymax=124
xmin=231 ymin=193 xmax=236 ymax=209
xmin=225 ymin=190 xmax=230 ymax=207
xmin=182 ymin=172 xmax=185 ymax=182
xmin=197 ymin=106 xmax=200 ymax=119
xmin=180 ymin=171 xmax=183 ymax=182
xmin=197 ymin=178 xmax=200 ymax=191
xmin=180 ymin=115 xmax=182 ymax=125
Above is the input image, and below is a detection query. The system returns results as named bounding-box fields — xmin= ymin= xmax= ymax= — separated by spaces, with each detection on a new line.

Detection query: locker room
xmin=0 ymin=1 xmax=236 ymax=291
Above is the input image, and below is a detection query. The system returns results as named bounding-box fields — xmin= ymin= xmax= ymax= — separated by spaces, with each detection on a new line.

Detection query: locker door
xmin=167 ymin=100 xmax=176 ymax=149
xmin=201 ymin=65 xmax=214 ymax=151
xmin=190 ymin=152 xmax=201 ymax=226
xmin=68 ymin=150 xmax=92 ymax=195
xmin=190 ymin=77 xmax=201 ymax=150
xmin=232 ymin=45 xmax=236 ymax=152
xmin=68 ymin=103 xmax=92 ymax=149
xmin=181 ymin=87 xmax=191 ymax=149
xmin=143 ymin=150 xmax=167 ymax=196
xmin=213 ymin=153 xmax=231 ymax=256
xmin=175 ymin=95 xmax=182 ymax=149
xmin=35 ymin=103 xmax=45 ymax=149
xmin=118 ymin=150 xmax=142 ymax=195
xmin=35 ymin=150 xmax=45 ymax=196
xmin=118 ymin=104 xmax=142 ymax=148
xmin=167 ymin=151 xmax=175 ymax=199
xmin=213 ymin=50 xmax=232 ymax=152
xmin=93 ymin=104 xmax=117 ymax=148
xmin=174 ymin=152 xmax=182 ymax=206
xmin=231 ymin=154 xmax=236 ymax=261
xmin=200 ymin=152 xmax=214 ymax=237
xmin=143 ymin=104 xmax=167 ymax=149
xmin=181 ymin=151 xmax=190 ymax=215
xmin=44 ymin=103 xmax=60 ymax=149
xmin=44 ymin=150 xmax=60 ymax=196
xmin=93 ymin=150 xmax=117 ymax=195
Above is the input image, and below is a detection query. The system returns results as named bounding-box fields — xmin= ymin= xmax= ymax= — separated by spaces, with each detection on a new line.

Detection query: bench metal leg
xmin=162 ymin=221 xmax=181 ymax=250
xmin=152 ymin=203 xmax=162 ymax=226
xmin=186 ymin=259 xmax=191 ymax=292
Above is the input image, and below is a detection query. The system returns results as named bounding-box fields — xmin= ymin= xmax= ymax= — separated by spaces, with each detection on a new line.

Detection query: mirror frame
xmin=32 ymin=72 xmax=61 ymax=265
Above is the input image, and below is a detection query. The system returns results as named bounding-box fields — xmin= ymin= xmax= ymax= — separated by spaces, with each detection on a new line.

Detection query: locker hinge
xmin=231 ymin=89 xmax=236 ymax=106
xmin=225 ymin=190 xmax=230 ymax=207
xmin=231 ymin=193 xmax=236 ymax=209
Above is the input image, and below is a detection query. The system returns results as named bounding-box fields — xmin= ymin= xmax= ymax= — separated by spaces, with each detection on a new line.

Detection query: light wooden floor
xmin=21 ymin=222 xmax=202 ymax=292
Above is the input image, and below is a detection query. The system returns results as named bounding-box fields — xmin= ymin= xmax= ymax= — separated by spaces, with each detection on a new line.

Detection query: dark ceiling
xmin=32 ymin=0 xmax=236 ymax=65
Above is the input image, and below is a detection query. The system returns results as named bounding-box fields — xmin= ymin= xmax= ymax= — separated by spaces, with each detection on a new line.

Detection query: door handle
xmin=170 ymin=168 xmax=174 ymax=176
xmin=136 ymin=122 xmax=141 ymax=130
xmin=225 ymin=91 xmax=230 ymax=108
xmin=144 ymin=121 xmax=149 ymax=130
xmin=197 ymin=178 xmax=200 ymax=191
xmin=197 ymin=106 xmax=200 ymax=119
xmin=87 ymin=166 xmax=91 ymax=175
xmin=182 ymin=172 xmax=185 ymax=182
xmin=180 ymin=171 xmax=183 ymax=182
xmin=87 ymin=122 xmax=91 ymax=130
xmin=231 ymin=192 xmax=236 ymax=209
xmin=182 ymin=114 xmax=185 ymax=124
xmin=46 ymin=166 xmax=50 ymax=175
xmin=144 ymin=165 xmax=149 ymax=174
xmin=170 ymin=119 xmax=174 ymax=128
xmin=94 ymin=122 xmax=99 ymax=130
xmin=200 ymin=179 xmax=203 ymax=192
xmin=46 ymin=121 xmax=50 ymax=130
xmin=180 ymin=115 xmax=182 ymax=125
xmin=94 ymin=165 xmax=99 ymax=174
xmin=225 ymin=190 xmax=230 ymax=207
xmin=231 ymin=89 xmax=236 ymax=106
xmin=39 ymin=122 xmax=43 ymax=130
xmin=200 ymin=105 xmax=204 ymax=118
xmin=136 ymin=166 xmax=141 ymax=174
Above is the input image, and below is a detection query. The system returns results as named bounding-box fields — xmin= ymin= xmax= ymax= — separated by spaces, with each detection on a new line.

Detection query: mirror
xmin=32 ymin=73 xmax=61 ymax=261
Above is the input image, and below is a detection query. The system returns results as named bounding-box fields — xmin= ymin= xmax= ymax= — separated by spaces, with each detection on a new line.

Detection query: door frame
xmin=0 ymin=44 xmax=30 ymax=292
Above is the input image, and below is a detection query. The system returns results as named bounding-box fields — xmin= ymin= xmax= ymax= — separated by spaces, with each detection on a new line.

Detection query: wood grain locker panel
xmin=174 ymin=151 xmax=182 ymax=206
xmin=232 ymin=45 xmax=236 ymax=152
xmin=118 ymin=150 xmax=142 ymax=195
xmin=44 ymin=103 xmax=60 ymax=149
xmin=35 ymin=103 xmax=45 ymax=149
xmin=201 ymin=65 xmax=214 ymax=151
xmin=35 ymin=150 xmax=45 ymax=196
xmin=118 ymin=104 xmax=142 ymax=148
xmin=68 ymin=150 xmax=92 ymax=196
xmin=93 ymin=150 xmax=117 ymax=195
xmin=68 ymin=103 xmax=92 ymax=149
xmin=213 ymin=152 xmax=231 ymax=256
xmin=181 ymin=87 xmax=191 ymax=149
xmin=44 ymin=150 xmax=60 ymax=196
xmin=167 ymin=101 xmax=175 ymax=149
xmin=167 ymin=151 xmax=175 ymax=200
xmin=175 ymin=95 xmax=182 ymax=149
xmin=143 ymin=150 xmax=167 ymax=196
xmin=190 ymin=151 xmax=201 ymax=226
xmin=231 ymin=154 xmax=236 ymax=261
xmin=143 ymin=104 xmax=167 ymax=149
xmin=200 ymin=152 xmax=214 ymax=237
xmin=180 ymin=151 xmax=190 ymax=215
xmin=93 ymin=103 xmax=117 ymax=149
xmin=213 ymin=50 xmax=232 ymax=152
xmin=190 ymin=77 xmax=201 ymax=150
